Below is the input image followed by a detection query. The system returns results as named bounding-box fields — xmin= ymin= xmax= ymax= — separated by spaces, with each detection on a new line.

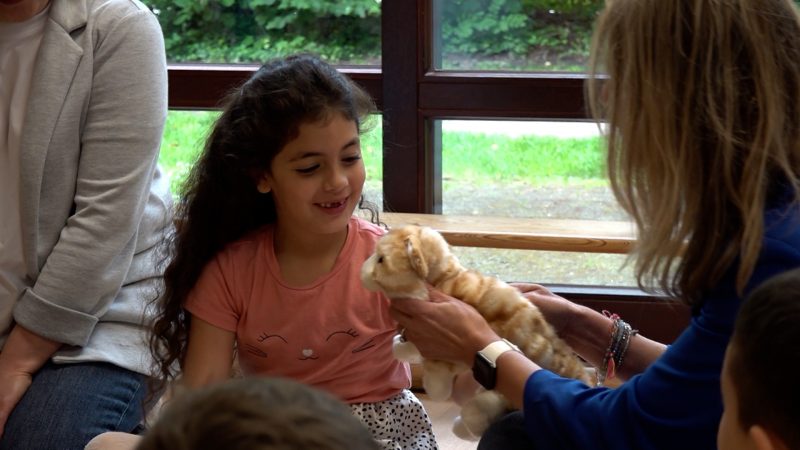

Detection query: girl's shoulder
xmin=351 ymin=216 xmax=387 ymax=242
xmin=215 ymin=226 xmax=272 ymax=263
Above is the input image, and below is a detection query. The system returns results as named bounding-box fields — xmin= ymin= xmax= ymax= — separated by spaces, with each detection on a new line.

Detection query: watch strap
xmin=478 ymin=339 xmax=520 ymax=366
xmin=472 ymin=338 xmax=521 ymax=390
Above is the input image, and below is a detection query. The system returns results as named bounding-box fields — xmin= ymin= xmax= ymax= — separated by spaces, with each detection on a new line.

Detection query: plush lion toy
xmin=361 ymin=225 xmax=592 ymax=440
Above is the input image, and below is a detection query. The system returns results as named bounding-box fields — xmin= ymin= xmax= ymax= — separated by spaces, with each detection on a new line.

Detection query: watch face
xmin=472 ymin=352 xmax=497 ymax=390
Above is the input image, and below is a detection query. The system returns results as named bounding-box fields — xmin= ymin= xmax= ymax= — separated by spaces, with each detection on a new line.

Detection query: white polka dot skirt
xmin=350 ymin=389 xmax=439 ymax=450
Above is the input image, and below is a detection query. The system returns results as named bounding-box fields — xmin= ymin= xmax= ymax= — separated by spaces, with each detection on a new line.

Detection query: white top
xmin=0 ymin=6 xmax=49 ymax=339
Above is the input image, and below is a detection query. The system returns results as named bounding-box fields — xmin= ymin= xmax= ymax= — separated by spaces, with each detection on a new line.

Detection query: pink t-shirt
xmin=185 ymin=217 xmax=410 ymax=403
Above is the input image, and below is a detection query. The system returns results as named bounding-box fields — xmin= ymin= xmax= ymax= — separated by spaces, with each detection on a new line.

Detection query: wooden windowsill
xmin=381 ymin=212 xmax=637 ymax=254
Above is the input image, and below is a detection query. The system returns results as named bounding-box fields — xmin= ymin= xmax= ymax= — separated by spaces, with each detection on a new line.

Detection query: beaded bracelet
xmin=597 ymin=310 xmax=638 ymax=387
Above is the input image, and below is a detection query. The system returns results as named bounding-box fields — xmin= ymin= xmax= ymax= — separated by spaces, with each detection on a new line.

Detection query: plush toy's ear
xmin=405 ymin=235 xmax=429 ymax=278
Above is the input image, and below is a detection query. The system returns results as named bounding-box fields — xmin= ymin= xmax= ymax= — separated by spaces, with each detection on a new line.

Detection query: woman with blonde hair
xmin=389 ymin=0 xmax=800 ymax=448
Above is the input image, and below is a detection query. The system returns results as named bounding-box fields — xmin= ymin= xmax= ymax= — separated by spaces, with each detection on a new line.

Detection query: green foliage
xmin=158 ymin=111 xmax=219 ymax=194
xmin=141 ymin=0 xmax=605 ymax=69
xmin=441 ymin=0 xmax=531 ymax=55
xmin=440 ymin=0 xmax=603 ymax=70
xmin=442 ymin=132 xmax=604 ymax=184
xmin=142 ymin=0 xmax=381 ymax=63
xmin=144 ymin=1 xmax=800 ymax=71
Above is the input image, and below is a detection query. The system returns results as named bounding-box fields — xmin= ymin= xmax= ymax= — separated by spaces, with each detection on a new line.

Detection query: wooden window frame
xmin=164 ymin=0 xmax=689 ymax=342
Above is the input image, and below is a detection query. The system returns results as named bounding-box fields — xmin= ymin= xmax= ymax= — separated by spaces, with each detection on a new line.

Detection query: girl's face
xmin=258 ymin=114 xmax=365 ymax=240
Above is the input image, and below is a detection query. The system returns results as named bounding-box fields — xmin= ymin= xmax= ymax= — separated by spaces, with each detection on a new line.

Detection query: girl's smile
xmin=316 ymin=198 xmax=350 ymax=215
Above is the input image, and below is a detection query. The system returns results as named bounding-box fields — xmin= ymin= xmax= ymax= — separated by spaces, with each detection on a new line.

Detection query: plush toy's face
xmin=361 ymin=226 xmax=440 ymax=299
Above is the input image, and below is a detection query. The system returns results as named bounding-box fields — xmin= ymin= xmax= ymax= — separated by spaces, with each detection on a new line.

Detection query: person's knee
xmin=84 ymin=432 xmax=142 ymax=450
xmin=478 ymin=411 xmax=531 ymax=450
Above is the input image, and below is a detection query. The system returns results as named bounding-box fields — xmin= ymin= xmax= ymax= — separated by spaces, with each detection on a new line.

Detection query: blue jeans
xmin=478 ymin=410 xmax=536 ymax=450
xmin=0 ymin=361 xmax=148 ymax=450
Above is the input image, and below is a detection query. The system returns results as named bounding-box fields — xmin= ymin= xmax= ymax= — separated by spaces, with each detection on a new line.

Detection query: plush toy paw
xmin=452 ymin=415 xmax=481 ymax=441
xmin=421 ymin=360 xmax=459 ymax=401
xmin=457 ymin=390 xmax=510 ymax=438
xmin=392 ymin=334 xmax=423 ymax=363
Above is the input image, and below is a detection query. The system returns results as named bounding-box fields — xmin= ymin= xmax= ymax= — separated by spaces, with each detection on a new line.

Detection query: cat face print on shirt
xmin=243 ymin=327 xmax=377 ymax=362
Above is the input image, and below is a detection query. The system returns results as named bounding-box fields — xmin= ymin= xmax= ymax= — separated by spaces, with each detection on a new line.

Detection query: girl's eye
xmin=296 ymin=165 xmax=319 ymax=174
xmin=343 ymin=155 xmax=362 ymax=164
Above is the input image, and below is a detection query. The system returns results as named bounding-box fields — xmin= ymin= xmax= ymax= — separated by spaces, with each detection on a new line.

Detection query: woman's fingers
xmin=509 ymin=282 xmax=547 ymax=293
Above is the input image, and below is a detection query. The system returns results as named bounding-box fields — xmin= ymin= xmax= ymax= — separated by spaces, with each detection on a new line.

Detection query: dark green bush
xmin=439 ymin=0 xmax=602 ymax=70
xmin=142 ymin=0 xmax=604 ymax=67
xmin=143 ymin=0 xmax=381 ymax=63
xmin=144 ymin=1 xmax=800 ymax=70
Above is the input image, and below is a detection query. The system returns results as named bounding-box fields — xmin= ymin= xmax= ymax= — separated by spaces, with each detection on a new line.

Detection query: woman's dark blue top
xmin=523 ymin=201 xmax=800 ymax=450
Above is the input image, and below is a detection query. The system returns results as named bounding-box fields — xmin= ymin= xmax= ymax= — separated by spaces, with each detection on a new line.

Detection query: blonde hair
xmin=588 ymin=0 xmax=800 ymax=304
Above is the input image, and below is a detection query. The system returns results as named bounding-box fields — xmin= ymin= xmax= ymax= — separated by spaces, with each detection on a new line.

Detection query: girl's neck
xmin=273 ymin=223 xmax=348 ymax=257
xmin=272 ymin=222 xmax=349 ymax=286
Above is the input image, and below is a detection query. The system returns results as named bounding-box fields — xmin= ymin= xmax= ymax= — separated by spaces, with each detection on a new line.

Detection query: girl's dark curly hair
xmin=150 ymin=54 xmax=379 ymax=388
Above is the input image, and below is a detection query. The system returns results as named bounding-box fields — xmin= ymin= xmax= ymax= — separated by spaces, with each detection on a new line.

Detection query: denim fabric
xmin=0 ymin=361 xmax=147 ymax=450
xmin=478 ymin=411 xmax=535 ymax=450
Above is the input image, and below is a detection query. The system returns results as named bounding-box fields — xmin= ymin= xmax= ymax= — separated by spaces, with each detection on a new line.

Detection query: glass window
xmin=453 ymin=247 xmax=634 ymax=286
xmin=432 ymin=0 xmax=602 ymax=72
xmin=141 ymin=0 xmax=381 ymax=65
xmin=440 ymin=119 xmax=620 ymax=221
xmin=439 ymin=119 xmax=635 ymax=287
xmin=159 ymin=111 xmax=384 ymax=203
xmin=159 ymin=110 xmax=219 ymax=195
xmin=361 ymin=116 xmax=384 ymax=212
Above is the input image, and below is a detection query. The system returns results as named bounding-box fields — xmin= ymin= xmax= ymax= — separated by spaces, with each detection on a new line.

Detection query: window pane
xmin=433 ymin=0 xmax=602 ymax=72
xmin=441 ymin=120 xmax=620 ymax=220
xmin=361 ymin=116 xmax=384 ymax=214
xmin=453 ymin=248 xmax=634 ymax=286
xmin=142 ymin=1 xmax=381 ymax=65
xmin=159 ymin=111 xmax=383 ymax=205
xmin=159 ymin=110 xmax=219 ymax=195
xmin=440 ymin=119 xmax=636 ymax=287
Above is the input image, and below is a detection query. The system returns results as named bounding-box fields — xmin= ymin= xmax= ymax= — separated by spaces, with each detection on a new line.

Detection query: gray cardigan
xmin=10 ymin=0 xmax=171 ymax=375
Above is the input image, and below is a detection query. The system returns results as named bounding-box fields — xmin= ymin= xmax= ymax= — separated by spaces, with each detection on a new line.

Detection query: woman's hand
xmin=511 ymin=283 xmax=667 ymax=377
xmin=0 ymin=325 xmax=60 ymax=438
xmin=389 ymin=289 xmax=500 ymax=367
xmin=0 ymin=368 xmax=32 ymax=438
xmin=509 ymin=282 xmax=581 ymax=336
xmin=391 ymin=289 xmax=548 ymax=410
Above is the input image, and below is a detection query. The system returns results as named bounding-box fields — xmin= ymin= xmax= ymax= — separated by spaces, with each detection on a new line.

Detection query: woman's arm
xmin=511 ymin=283 xmax=666 ymax=381
xmin=389 ymin=290 xmax=540 ymax=409
xmin=390 ymin=284 xmax=667 ymax=410
xmin=181 ymin=316 xmax=237 ymax=389
xmin=13 ymin=8 xmax=168 ymax=347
